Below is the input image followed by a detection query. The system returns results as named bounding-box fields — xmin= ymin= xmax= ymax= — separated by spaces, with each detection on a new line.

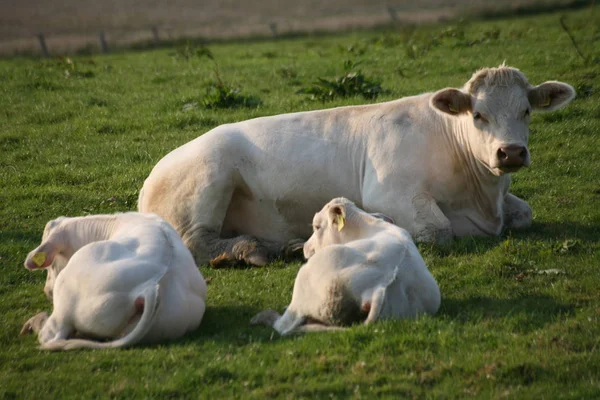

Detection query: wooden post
xmin=269 ymin=22 xmax=278 ymax=37
xmin=387 ymin=7 xmax=399 ymax=23
xmin=37 ymin=33 xmax=49 ymax=58
xmin=99 ymin=32 xmax=109 ymax=53
xmin=151 ymin=26 xmax=160 ymax=45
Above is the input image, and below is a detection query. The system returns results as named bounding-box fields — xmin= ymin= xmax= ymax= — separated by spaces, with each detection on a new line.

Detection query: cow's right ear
xmin=24 ymin=242 xmax=57 ymax=270
xmin=329 ymin=205 xmax=346 ymax=232
xmin=431 ymin=88 xmax=472 ymax=116
xmin=528 ymin=81 xmax=576 ymax=111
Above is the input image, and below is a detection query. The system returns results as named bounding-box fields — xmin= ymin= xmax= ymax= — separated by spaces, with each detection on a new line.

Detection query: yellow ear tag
xmin=542 ymin=98 xmax=551 ymax=107
xmin=448 ymin=104 xmax=458 ymax=114
xmin=336 ymin=214 xmax=345 ymax=232
xmin=32 ymin=252 xmax=46 ymax=267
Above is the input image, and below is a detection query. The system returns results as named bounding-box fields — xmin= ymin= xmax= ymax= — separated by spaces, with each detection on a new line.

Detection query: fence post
xmin=387 ymin=7 xmax=399 ymax=23
xmin=99 ymin=31 xmax=109 ymax=53
xmin=151 ymin=26 xmax=160 ymax=45
xmin=37 ymin=33 xmax=49 ymax=58
xmin=269 ymin=22 xmax=278 ymax=37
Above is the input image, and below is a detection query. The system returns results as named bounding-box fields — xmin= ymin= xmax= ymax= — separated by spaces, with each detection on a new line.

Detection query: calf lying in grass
xmin=21 ymin=212 xmax=207 ymax=350
xmin=251 ymin=198 xmax=440 ymax=335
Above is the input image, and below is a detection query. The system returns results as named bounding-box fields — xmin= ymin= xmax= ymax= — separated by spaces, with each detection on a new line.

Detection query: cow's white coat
xmin=139 ymin=65 xmax=575 ymax=265
xmin=251 ymin=198 xmax=441 ymax=334
xmin=22 ymin=212 xmax=207 ymax=350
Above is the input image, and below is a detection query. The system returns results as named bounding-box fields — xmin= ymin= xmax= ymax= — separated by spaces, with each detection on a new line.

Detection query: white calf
xmin=21 ymin=212 xmax=207 ymax=350
xmin=251 ymin=198 xmax=440 ymax=335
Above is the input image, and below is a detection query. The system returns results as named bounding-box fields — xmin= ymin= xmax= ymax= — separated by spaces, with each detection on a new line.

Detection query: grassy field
xmin=1 ymin=7 xmax=599 ymax=399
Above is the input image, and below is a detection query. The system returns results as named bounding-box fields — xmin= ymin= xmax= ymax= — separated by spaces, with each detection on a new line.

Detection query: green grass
xmin=1 ymin=7 xmax=600 ymax=399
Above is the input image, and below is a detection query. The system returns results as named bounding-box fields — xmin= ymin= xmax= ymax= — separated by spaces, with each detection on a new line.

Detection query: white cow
xmin=20 ymin=212 xmax=207 ymax=350
xmin=139 ymin=65 xmax=576 ymax=267
xmin=251 ymin=198 xmax=440 ymax=334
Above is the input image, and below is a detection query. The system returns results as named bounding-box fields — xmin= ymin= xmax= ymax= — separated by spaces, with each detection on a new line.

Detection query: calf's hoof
xmin=20 ymin=312 xmax=49 ymax=336
xmin=250 ymin=309 xmax=280 ymax=327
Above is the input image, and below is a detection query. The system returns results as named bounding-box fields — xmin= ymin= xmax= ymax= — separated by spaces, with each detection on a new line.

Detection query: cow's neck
xmin=59 ymin=215 xmax=118 ymax=256
xmin=442 ymin=116 xmax=506 ymax=221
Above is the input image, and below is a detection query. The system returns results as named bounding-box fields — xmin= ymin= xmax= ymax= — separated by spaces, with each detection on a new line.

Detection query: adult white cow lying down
xmin=20 ymin=212 xmax=207 ymax=351
xmin=251 ymin=198 xmax=440 ymax=334
xmin=139 ymin=64 xmax=576 ymax=267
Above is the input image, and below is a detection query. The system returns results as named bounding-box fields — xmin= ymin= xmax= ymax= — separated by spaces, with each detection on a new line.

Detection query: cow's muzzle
xmin=497 ymin=145 xmax=527 ymax=171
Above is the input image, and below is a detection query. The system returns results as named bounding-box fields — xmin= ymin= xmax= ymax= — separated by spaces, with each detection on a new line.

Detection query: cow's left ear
xmin=528 ymin=81 xmax=576 ymax=111
xmin=329 ymin=205 xmax=346 ymax=232
xmin=431 ymin=88 xmax=472 ymax=116
xmin=24 ymin=242 xmax=58 ymax=270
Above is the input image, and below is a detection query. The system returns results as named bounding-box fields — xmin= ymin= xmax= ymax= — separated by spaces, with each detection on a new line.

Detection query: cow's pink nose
xmin=497 ymin=146 xmax=527 ymax=168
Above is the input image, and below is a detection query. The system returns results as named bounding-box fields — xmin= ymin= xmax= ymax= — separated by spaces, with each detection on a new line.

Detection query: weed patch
xmin=298 ymin=60 xmax=385 ymax=101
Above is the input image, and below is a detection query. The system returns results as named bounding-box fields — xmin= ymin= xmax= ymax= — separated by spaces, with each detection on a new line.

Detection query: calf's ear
xmin=431 ymin=88 xmax=472 ymax=116
xmin=24 ymin=242 xmax=57 ymax=270
xmin=329 ymin=205 xmax=346 ymax=232
xmin=528 ymin=81 xmax=576 ymax=111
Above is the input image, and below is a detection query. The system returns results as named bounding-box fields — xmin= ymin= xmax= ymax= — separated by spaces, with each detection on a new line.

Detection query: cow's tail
xmin=364 ymin=265 xmax=399 ymax=324
xmin=137 ymin=187 xmax=145 ymax=212
xmin=40 ymin=284 xmax=160 ymax=351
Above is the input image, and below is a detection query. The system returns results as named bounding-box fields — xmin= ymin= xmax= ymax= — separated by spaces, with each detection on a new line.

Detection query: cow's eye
xmin=473 ymin=112 xmax=488 ymax=123
xmin=313 ymin=225 xmax=320 ymax=231
xmin=524 ymin=109 xmax=530 ymax=118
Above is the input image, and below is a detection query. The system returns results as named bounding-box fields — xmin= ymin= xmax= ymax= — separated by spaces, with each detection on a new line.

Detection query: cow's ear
xmin=528 ymin=81 xmax=576 ymax=111
xmin=329 ymin=205 xmax=346 ymax=232
xmin=431 ymin=88 xmax=472 ymax=116
xmin=25 ymin=242 xmax=57 ymax=270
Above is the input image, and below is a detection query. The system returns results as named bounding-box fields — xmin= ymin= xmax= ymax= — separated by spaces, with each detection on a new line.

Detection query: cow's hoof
xmin=250 ymin=309 xmax=280 ymax=327
xmin=284 ymin=238 xmax=306 ymax=260
xmin=244 ymin=252 xmax=270 ymax=267
xmin=209 ymin=253 xmax=241 ymax=269
xmin=230 ymin=236 xmax=272 ymax=267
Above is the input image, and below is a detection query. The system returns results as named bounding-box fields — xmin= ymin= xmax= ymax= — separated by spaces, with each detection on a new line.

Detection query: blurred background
xmin=0 ymin=0 xmax=585 ymax=55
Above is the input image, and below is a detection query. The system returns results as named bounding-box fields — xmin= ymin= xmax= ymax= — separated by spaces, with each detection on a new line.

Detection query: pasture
xmin=1 ymin=7 xmax=599 ymax=398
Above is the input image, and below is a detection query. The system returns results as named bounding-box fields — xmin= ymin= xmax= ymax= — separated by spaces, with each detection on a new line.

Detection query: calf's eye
xmin=524 ymin=109 xmax=530 ymax=118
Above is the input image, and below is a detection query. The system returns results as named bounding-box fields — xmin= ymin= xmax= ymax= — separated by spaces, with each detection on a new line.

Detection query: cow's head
xmin=430 ymin=65 xmax=575 ymax=176
xmin=303 ymin=198 xmax=392 ymax=259
xmin=24 ymin=217 xmax=70 ymax=300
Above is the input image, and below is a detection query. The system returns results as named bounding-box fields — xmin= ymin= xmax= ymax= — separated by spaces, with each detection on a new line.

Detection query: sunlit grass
xmin=1 ymin=7 xmax=599 ymax=398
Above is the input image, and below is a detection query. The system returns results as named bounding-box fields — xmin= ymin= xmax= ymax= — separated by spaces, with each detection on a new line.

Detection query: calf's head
xmin=24 ymin=217 xmax=70 ymax=300
xmin=431 ymin=65 xmax=575 ymax=176
xmin=303 ymin=198 xmax=391 ymax=259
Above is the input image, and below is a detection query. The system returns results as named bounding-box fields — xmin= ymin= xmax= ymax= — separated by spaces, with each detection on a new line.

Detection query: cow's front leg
xmin=20 ymin=312 xmax=49 ymax=336
xmin=503 ymin=193 xmax=532 ymax=230
xmin=411 ymin=193 xmax=453 ymax=244
xmin=202 ymin=232 xmax=283 ymax=268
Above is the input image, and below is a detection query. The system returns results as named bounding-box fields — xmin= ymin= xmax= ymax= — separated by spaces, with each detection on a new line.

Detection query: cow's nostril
xmin=519 ymin=148 xmax=527 ymax=159
xmin=497 ymin=149 xmax=508 ymax=160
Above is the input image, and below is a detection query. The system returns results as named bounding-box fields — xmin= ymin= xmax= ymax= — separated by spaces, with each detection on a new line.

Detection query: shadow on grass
xmin=440 ymin=295 xmax=574 ymax=332
xmin=514 ymin=221 xmax=600 ymax=241
xmin=419 ymin=220 xmax=600 ymax=258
